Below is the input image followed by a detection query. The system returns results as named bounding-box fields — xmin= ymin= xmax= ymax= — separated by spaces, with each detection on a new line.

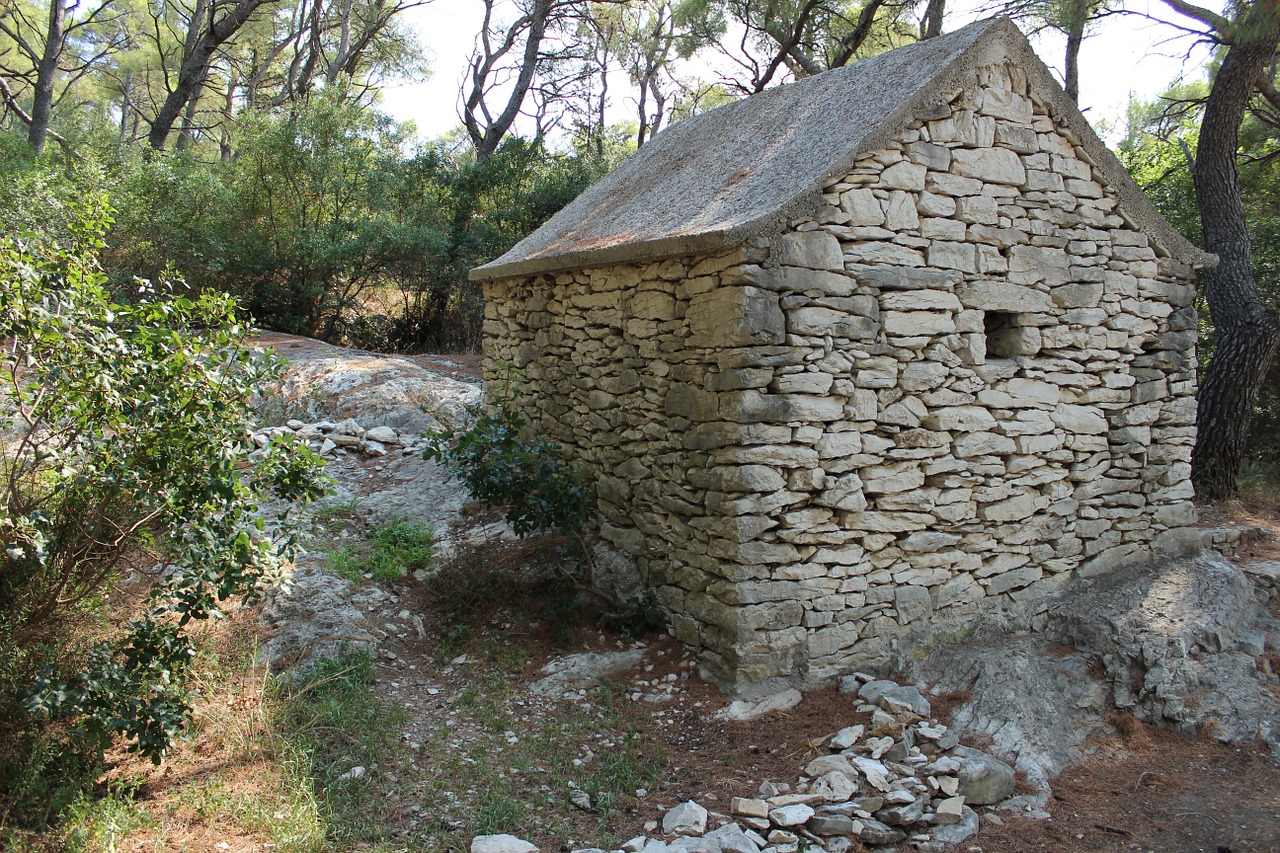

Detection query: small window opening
xmin=984 ymin=311 xmax=1020 ymax=359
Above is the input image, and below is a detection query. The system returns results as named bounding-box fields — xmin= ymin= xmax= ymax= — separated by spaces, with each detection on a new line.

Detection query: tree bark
xmin=920 ymin=0 xmax=945 ymax=39
xmin=148 ymin=0 xmax=271 ymax=150
xmin=1188 ymin=0 xmax=1280 ymax=499
xmin=28 ymin=0 xmax=68 ymax=154
xmin=1062 ymin=0 xmax=1086 ymax=102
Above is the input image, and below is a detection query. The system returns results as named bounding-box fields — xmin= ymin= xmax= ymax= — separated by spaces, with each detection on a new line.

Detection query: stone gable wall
xmin=482 ymin=59 xmax=1200 ymax=696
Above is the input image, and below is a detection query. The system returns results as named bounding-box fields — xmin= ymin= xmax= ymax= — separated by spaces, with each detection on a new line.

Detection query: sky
xmin=376 ymin=0 xmax=1227 ymax=144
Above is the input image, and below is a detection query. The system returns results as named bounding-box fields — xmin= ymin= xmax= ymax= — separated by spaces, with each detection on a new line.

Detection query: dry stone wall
xmin=483 ymin=59 xmax=1200 ymax=696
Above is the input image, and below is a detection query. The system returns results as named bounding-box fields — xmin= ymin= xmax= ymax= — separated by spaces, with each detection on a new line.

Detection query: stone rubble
xmin=255 ymin=333 xmax=480 ymax=435
xmin=475 ymin=674 xmax=1018 ymax=853
xmin=250 ymin=418 xmax=431 ymax=461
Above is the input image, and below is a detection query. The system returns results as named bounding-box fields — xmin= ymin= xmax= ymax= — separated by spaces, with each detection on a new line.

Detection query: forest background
xmin=1 ymin=0 xmax=1279 ymax=841
xmin=1 ymin=0 xmax=1277 ymax=469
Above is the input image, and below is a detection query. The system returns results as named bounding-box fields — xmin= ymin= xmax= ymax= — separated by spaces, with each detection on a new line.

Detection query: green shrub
xmin=421 ymin=380 xmax=672 ymax=635
xmin=0 ymin=195 xmax=328 ymax=804
xmin=424 ymin=384 xmax=593 ymax=543
xmin=327 ymin=519 xmax=436 ymax=582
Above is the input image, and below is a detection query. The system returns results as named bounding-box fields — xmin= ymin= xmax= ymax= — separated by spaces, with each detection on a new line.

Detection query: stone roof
xmin=472 ymin=17 xmax=1213 ymax=282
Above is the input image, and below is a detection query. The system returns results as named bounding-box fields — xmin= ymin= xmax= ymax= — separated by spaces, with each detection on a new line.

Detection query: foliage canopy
xmin=0 ymin=197 xmax=328 ymax=791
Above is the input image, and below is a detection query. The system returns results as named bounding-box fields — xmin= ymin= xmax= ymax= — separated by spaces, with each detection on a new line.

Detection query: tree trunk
xmin=119 ymin=69 xmax=134 ymax=142
xmin=1062 ymin=0 xmax=1085 ymax=102
xmin=149 ymin=0 xmax=268 ymax=150
xmin=175 ymin=84 xmax=203 ymax=151
xmin=28 ymin=0 xmax=67 ymax=154
xmin=465 ymin=0 xmax=553 ymax=161
xmin=1190 ymin=0 xmax=1280 ymax=499
xmin=220 ymin=74 xmax=236 ymax=161
xmin=920 ymin=0 xmax=944 ymax=39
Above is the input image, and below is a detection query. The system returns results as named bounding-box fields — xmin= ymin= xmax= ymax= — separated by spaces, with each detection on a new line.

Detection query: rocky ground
xmin=243 ymin=333 xmax=1279 ymax=853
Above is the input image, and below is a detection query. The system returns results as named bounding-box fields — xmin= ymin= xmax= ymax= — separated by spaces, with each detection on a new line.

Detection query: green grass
xmin=267 ymin=653 xmax=407 ymax=846
xmin=311 ymin=495 xmax=363 ymax=527
xmin=326 ymin=519 xmax=436 ymax=582
xmin=407 ymin=675 xmax=665 ymax=852
xmin=57 ymin=780 xmax=154 ymax=853
xmin=1237 ymin=456 xmax=1280 ymax=510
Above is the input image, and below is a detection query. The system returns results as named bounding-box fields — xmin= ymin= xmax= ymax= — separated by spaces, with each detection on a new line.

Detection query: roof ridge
xmin=473 ymin=17 xmax=1211 ymax=282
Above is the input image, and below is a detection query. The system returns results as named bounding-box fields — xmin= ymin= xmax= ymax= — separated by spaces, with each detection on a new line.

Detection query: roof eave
xmin=470 ymin=231 xmax=740 ymax=282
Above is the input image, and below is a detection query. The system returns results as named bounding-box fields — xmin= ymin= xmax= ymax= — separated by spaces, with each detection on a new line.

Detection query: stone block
xmin=927 ymin=242 xmax=978 ymax=273
xmin=1006 ymin=378 xmax=1061 ymax=407
xmin=665 ymin=386 xmax=721 ymax=421
xmin=1052 ymin=282 xmax=1104 ymax=308
xmin=923 ymin=406 xmax=998 ymax=432
xmin=936 ymin=573 xmax=984 ymax=608
xmin=746 ymin=266 xmax=857 ymax=297
xmin=918 ymin=191 xmax=957 ymax=217
xmin=880 ymin=161 xmax=928 ymax=191
xmin=816 ymin=431 xmax=862 ymax=457
xmin=817 ymin=474 xmax=868 ymax=512
xmin=707 ymin=367 xmax=774 ymax=392
xmin=906 ymin=140 xmax=952 ymax=171
xmin=978 ymin=493 xmax=1038 ymax=522
xmin=774 ymin=231 xmax=844 ymax=270
xmin=955 ymin=195 xmax=998 ymax=224
xmin=842 ymin=188 xmax=886 ymax=226
xmin=726 ymin=390 xmax=846 ymax=423
xmin=880 ymin=290 xmax=963 ymax=312
xmin=789 ymin=306 xmax=878 ymax=339
xmin=630 ymin=290 xmax=677 ymax=321
xmin=1008 ymin=245 xmax=1070 ymax=286
xmin=884 ymin=191 xmax=920 ymax=230
xmin=1077 ymin=542 xmax=1149 ymax=578
xmin=951 ymin=148 xmax=1026 ymax=185
xmin=953 ymin=431 xmax=1015 ymax=457
xmin=883 ymin=310 xmax=956 ymax=337
xmin=921 ymin=217 xmax=966 ymax=240
xmin=895 ymin=585 xmax=933 ymax=624
xmin=688 ymin=286 xmax=785 ymax=347
xmin=956 ymin=280 xmax=1053 ymax=312
xmin=994 ymin=121 xmax=1038 ymax=152
xmin=843 ymin=242 xmax=925 ymax=266
xmin=1051 ymin=404 xmax=1108 ymax=435
xmin=981 ymin=88 xmax=1033 ymax=122
xmin=771 ymin=371 xmax=835 ymax=395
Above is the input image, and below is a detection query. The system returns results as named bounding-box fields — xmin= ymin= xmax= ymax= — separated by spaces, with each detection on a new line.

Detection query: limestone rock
xmin=715 ymin=689 xmax=802 ymax=721
xmin=858 ymin=680 xmax=931 ymax=716
xmin=954 ymin=746 xmax=1017 ymax=804
xmin=471 ymin=835 xmax=539 ymax=853
xmin=530 ymin=649 xmax=647 ymax=696
xmin=663 ymin=801 xmax=709 ymax=836
xmin=767 ymin=804 xmax=814 ymax=826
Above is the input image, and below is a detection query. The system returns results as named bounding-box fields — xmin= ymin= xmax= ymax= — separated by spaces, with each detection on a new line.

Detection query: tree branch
xmin=1157 ymin=0 xmax=1231 ymax=37
xmin=0 ymin=74 xmax=82 ymax=159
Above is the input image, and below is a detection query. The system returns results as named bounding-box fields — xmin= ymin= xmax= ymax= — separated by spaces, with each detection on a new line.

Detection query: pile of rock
xmin=472 ymin=678 xmax=1015 ymax=853
xmin=251 ymin=418 xmax=427 ymax=459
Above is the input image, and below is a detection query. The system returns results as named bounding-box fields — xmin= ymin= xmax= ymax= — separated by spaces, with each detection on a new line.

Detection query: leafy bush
xmin=0 ymin=196 xmax=328 ymax=796
xmin=424 ymin=378 xmax=597 ymax=595
xmin=425 ymin=385 xmax=592 ymax=542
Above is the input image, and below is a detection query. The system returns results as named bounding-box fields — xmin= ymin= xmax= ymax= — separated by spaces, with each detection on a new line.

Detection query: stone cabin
xmin=471 ymin=17 xmax=1216 ymax=697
